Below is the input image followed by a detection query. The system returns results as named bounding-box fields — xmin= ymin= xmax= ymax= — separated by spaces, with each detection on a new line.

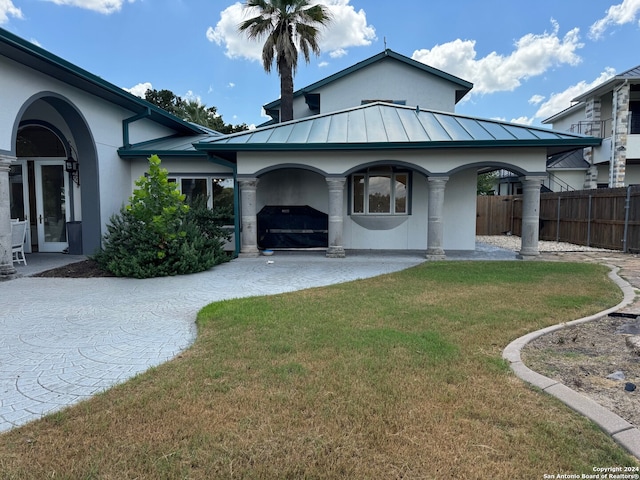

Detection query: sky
xmin=2 ymin=0 xmax=640 ymax=129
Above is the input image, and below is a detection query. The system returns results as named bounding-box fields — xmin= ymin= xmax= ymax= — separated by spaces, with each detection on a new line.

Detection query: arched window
xmin=16 ymin=126 xmax=66 ymax=157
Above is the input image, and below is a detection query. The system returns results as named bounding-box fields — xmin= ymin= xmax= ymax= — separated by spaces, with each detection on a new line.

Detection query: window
xmin=168 ymin=175 xmax=235 ymax=223
xmin=630 ymin=101 xmax=640 ymax=135
xmin=361 ymin=100 xmax=407 ymax=106
xmin=17 ymin=126 xmax=66 ymax=157
xmin=352 ymin=168 xmax=409 ymax=215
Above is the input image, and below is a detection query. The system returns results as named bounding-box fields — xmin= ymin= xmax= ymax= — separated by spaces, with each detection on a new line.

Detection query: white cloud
xmin=329 ymin=48 xmax=347 ymax=59
xmin=207 ymin=0 xmax=375 ymax=62
xmin=590 ymin=0 xmax=640 ymax=39
xmin=42 ymin=0 xmax=136 ymax=14
xmin=124 ymin=81 xmax=152 ymax=98
xmin=412 ymin=20 xmax=583 ymax=98
xmin=528 ymin=94 xmax=545 ymax=105
xmin=0 ymin=0 xmax=23 ymax=24
xmin=228 ymin=82 xmax=235 ymax=88
xmin=510 ymin=116 xmax=534 ymax=126
xmin=318 ymin=61 xmax=329 ymax=68
xmin=184 ymin=90 xmax=202 ymax=104
xmin=533 ymin=68 xmax=616 ymax=121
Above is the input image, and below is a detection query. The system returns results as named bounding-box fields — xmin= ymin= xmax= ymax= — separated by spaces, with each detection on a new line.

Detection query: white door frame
xmin=33 ymin=158 xmax=70 ymax=253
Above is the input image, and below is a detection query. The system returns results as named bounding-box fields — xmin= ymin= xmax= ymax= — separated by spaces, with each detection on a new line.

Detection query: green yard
xmin=1 ymin=261 xmax=636 ymax=479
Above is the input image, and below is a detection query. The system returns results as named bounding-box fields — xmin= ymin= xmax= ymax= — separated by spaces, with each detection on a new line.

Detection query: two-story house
xmin=0 ymin=29 xmax=599 ymax=278
xmin=542 ymin=65 xmax=640 ymax=189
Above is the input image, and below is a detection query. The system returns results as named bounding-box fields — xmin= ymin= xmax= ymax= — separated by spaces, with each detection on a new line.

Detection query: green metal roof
xmin=0 ymin=27 xmax=205 ymax=136
xmin=262 ymin=49 xmax=474 ymax=117
xmin=195 ymin=102 xmax=601 ymax=159
xmin=118 ymin=133 xmax=220 ymax=158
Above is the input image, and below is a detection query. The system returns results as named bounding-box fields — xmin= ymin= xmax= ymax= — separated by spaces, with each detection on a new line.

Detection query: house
xmin=542 ymin=65 xmax=640 ymax=189
xmin=0 ymin=28 xmax=600 ymax=278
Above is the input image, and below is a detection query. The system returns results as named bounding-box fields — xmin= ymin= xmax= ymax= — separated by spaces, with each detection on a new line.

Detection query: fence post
xmin=587 ymin=194 xmax=592 ymax=247
xmin=623 ymin=185 xmax=631 ymax=253
xmin=556 ymin=196 xmax=561 ymax=242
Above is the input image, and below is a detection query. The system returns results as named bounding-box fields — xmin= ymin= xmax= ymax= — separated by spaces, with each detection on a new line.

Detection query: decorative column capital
xmin=427 ymin=176 xmax=449 ymax=186
xmin=238 ymin=177 xmax=259 ymax=190
xmin=326 ymin=177 xmax=346 ymax=191
xmin=0 ymin=154 xmax=17 ymax=172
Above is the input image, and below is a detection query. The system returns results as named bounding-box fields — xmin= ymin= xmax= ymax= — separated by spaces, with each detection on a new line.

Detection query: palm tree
xmin=238 ymin=0 xmax=331 ymax=122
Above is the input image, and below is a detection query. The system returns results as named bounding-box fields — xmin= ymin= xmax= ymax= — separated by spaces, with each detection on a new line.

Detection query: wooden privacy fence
xmin=476 ymin=186 xmax=640 ymax=252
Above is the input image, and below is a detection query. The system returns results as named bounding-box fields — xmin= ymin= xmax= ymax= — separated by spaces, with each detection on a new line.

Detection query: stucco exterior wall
xmin=547 ymin=106 xmax=584 ymax=133
xmin=290 ymin=58 xmax=460 ymax=120
xmin=256 ymin=169 xmax=328 ymax=214
xmin=548 ymin=170 xmax=588 ymax=191
xmin=443 ymin=169 xmax=477 ymax=250
xmin=239 ymin=149 xmax=548 ymax=178
xmin=1 ymin=54 xmax=188 ymax=245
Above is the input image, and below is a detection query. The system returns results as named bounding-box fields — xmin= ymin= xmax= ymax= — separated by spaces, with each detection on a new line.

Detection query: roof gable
xmin=0 ymin=27 xmax=205 ymax=136
xmin=262 ymin=49 xmax=473 ymax=115
xmin=571 ymin=64 xmax=640 ymax=103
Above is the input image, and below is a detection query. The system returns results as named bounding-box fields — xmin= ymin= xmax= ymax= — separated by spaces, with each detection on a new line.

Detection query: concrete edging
xmin=503 ymin=265 xmax=640 ymax=460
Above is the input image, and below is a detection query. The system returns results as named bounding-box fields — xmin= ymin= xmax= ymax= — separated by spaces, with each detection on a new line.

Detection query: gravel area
xmin=476 ymin=235 xmax=617 ymax=253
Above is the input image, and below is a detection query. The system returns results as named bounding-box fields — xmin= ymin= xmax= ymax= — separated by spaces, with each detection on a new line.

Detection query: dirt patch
xmin=33 ymin=259 xmax=115 ymax=278
xmin=522 ymin=314 xmax=640 ymax=427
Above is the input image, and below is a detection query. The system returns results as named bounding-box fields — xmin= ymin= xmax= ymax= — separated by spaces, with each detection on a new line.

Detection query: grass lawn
xmin=0 ymin=261 xmax=637 ymax=479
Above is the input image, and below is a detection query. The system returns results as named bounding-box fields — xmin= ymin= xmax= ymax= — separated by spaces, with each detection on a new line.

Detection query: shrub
xmin=94 ymin=155 xmax=231 ymax=278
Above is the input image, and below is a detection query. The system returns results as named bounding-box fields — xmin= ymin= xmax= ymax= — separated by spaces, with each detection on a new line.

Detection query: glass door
xmin=9 ymin=160 xmax=34 ymax=253
xmin=35 ymin=161 xmax=69 ymax=252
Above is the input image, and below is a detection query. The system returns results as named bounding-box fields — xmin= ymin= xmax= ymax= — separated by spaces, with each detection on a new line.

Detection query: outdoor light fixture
xmin=65 ymin=155 xmax=80 ymax=186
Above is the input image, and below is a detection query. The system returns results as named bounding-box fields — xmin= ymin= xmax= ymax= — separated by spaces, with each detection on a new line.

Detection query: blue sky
xmin=2 ymin=0 xmax=640 ymax=128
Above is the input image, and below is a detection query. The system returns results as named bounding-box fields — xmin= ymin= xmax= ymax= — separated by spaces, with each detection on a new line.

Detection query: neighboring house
xmin=494 ymin=150 xmax=590 ymax=194
xmin=542 ymin=65 xmax=640 ymax=189
xmin=0 ymin=28 xmax=600 ymax=278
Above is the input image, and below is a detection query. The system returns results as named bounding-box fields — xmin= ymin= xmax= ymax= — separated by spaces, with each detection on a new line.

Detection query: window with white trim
xmin=352 ymin=168 xmax=409 ymax=215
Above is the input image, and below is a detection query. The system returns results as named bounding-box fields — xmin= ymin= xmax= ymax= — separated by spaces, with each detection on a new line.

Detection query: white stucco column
xmin=0 ymin=154 xmax=17 ymax=279
xmin=238 ymin=178 xmax=260 ymax=257
xmin=518 ymin=176 xmax=546 ymax=259
xmin=326 ymin=177 xmax=346 ymax=258
xmin=426 ymin=176 xmax=448 ymax=260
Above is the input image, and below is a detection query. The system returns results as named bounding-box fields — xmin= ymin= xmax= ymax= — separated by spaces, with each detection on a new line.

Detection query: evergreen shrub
xmin=94 ymin=155 xmax=231 ymax=278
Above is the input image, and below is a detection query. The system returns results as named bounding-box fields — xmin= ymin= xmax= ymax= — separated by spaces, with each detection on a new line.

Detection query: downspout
xmin=207 ymin=155 xmax=240 ymax=258
xmin=623 ymin=185 xmax=631 ymax=253
xmin=122 ymin=108 xmax=152 ymax=148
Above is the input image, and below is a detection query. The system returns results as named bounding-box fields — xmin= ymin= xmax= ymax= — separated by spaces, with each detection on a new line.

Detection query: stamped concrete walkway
xmin=0 ymin=252 xmax=427 ymax=432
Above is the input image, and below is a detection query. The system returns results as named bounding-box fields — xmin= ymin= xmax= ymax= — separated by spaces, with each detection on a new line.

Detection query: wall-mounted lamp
xmin=65 ymin=155 xmax=80 ymax=186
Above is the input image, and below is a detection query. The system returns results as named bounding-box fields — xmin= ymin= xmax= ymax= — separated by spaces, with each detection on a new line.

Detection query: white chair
xmin=11 ymin=220 xmax=28 ymax=266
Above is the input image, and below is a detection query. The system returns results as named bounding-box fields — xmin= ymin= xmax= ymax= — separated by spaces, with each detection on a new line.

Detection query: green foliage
xmin=144 ymin=88 xmax=248 ymax=133
xmin=95 ymin=155 xmax=231 ymax=278
xmin=477 ymin=171 xmax=498 ymax=195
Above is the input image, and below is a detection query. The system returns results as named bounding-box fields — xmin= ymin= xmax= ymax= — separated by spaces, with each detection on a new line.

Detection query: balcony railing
xmin=569 ymin=119 xmax=612 ymax=138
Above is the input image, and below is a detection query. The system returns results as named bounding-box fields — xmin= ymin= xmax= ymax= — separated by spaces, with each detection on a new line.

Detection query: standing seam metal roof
xmin=195 ymin=102 xmax=600 ymax=151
